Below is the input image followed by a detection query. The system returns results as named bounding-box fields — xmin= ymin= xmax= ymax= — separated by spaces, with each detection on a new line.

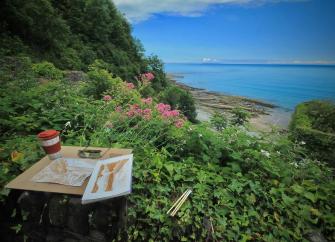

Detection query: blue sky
xmin=114 ymin=0 xmax=335 ymax=64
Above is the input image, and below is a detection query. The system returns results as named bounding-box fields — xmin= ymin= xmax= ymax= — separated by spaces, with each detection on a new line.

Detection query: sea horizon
xmin=165 ymin=63 xmax=335 ymax=111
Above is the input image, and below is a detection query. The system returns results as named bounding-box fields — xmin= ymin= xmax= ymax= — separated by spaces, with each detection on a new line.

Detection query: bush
xmin=32 ymin=61 xmax=63 ymax=80
xmin=84 ymin=61 xmax=124 ymax=99
xmin=290 ymin=100 xmax=335 ymax=166
xmin=231 ymin=107 xmax=251 ymax=126
xmin=210 ymin=111 xmax=228 ymax=131
xmin=160 ymin=86 xmax=197 ymax=122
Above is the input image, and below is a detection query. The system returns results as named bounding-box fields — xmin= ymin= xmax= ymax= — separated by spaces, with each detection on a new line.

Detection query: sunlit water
xmin=166 ymin=63 xmax=335 ymax=127
xmin=166 ymin=63 xmax=335 ymax=110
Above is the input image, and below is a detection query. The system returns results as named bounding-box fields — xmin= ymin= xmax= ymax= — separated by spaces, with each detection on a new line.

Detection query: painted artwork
xmin=82 ymin=154 xmax=133 ymax=204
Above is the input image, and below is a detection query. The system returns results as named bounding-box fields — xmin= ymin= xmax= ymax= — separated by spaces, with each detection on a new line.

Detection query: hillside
xmin=0 ymin=1 xmax=334 ymax=241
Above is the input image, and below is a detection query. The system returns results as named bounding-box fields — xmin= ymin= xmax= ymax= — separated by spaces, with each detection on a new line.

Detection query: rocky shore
xmin=168 ymin=74 xmax=290 ymax=131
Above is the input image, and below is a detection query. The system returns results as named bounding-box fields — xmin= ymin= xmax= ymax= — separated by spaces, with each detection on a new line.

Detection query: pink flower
xmin=126 ymin=110 xmax=135 ymax=117
xmin=174 ymin=119 xmax=184 ymax=128
xmin=115 ymin=106 xmax=122 ymax=112
xmin=141 ymin=97 xmax=153 ymax=105
xmin=126 ymin=82 xmax=135 ymax=89
xmin=156 ymin=103 xmax=171 ymax=113
xmin=141 ymin=72 xmax=155 ymax=82
xmin=142 ymin=108 xmax=152 ymax=120
xmin=103 ymin=95 xmax=112 ymax=101
xmin=170 ymin=110 xmax=180 ymax=116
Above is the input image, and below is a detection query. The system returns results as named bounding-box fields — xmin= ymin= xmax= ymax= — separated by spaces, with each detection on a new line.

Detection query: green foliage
xmin=125 ymin=127 xmax=335 ymax=241
xmin=84 ymin=61 xmax=124 ymax=99
xmin=0 ymin=136 xmax=44 ymax=201
xmin=232 ymin=107 xmax=251 ymax=126
xmin=0 ymin=62 xmax=334 ymax=241
xmin=0 ymin=0 xmax=144 ymax=80
xmin=210 ymin=111 xmax=228 ymax=131
xmin=290 ymin=100 xmax=335 ymax=167
xmin=144 ymin=55 xmax=168 ymax=91
xmin=160 ymin=86 xmax=197 ymax=122
xmin=32 ymin=61 xmax=63 ymax=80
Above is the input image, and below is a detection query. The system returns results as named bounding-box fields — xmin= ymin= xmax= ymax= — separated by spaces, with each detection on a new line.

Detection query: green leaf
xmin=304 ymin=192 xmax=317 ymax=203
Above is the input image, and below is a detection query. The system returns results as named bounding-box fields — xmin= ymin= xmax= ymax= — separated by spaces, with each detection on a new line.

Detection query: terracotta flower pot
xmin=37 ymin=130 xmax=62 ymax=160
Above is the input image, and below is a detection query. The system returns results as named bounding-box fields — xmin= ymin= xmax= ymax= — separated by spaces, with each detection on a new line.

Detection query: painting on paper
xmin=82 ymin=154 xmax=133 ymax=204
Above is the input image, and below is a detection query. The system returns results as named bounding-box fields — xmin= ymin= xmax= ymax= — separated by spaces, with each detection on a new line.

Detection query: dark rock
xmin=22 ymin=220 xmax=46 ymax=242
xmin=18 ymin=192 xmax=47 ymax=222
xmin=46 ymin=228 xmax=64 ymax=242
xmin=64 ymin=71 xmax=87 ymax=82
xmin=91 ymin=205 xmax=110 ymax=230
xmin=63 ymin=239 xmax=79 ymax=242
xmin=67 ymin=197 xmax=89 ymax=235
xmin=307 ymin=231 xmax=328 ymax=242
xmin=48 ymin=195 xmax=68 ymax=226
xmin=89 ymin=230 xmax=107 ymax=242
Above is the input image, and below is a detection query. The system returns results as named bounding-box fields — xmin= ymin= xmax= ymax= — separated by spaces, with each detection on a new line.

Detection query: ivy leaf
xmin=164 ymin=164 xmax=174 ymax=176
xmin=291 ymin=184 xmax=304 ymax=194
xmin=247 ymin=193 xmax=256 ymax=205
xmin=304 ymin=192 xmax=317 ymax=203
xmin=310 ymin=208 xmax=321 ymax=217
xmin=281 ymin=193 xmax=296 ymax=205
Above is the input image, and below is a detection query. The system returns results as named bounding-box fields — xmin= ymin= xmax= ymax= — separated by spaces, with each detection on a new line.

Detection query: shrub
xmin=231 ymin=107 xmax=251 ymax=126
xmin=84 ymin=61 xmax=124 ymax=99
xmin=32 ymin=61 xmax=63 ymax=80
xmin=290 ymin=100 xmax=335 ymax=166
xmin=160 ymin=86 xmax=197 ymax=122
xmin=210 ymin=111 xmax=228 ymax=131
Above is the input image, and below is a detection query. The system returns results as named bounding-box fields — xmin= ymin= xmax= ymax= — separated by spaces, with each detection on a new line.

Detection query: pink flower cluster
xmin=141 ymin=72 xmax=155 ymax=81
xmin=141 ymin=97 xmax=153 ymax=105
xmin=126 ymin=82 xmax=135 ymax=89
xmin=126 ymin=104 xmax=152 ymax=120
xmin=156 ymin=103 xmax=171 ymax=113
xmin=174 ymin=119 xmax=184 ymax=128
xmin=115 ymin=106 xmax=122 ymax=112
xmin=103 ymin=95 xmax=112 ymax=101
xmin=156 ymin=103 xmax=180 ymax=119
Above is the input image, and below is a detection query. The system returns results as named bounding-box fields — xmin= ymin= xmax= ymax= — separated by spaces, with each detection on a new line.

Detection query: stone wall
xmin=17 ymin=191 xmax=127 ymax=242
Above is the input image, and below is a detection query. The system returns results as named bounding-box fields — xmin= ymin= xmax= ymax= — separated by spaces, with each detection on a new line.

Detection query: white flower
xmin=188 ymin=127 xmax=193 ymax=131
xmin=261 ymin=149 xmax=270 ymax=158
xmin=199 ymin=134 xmax=203 ymax=138
xmin=300 ymin=141 xmax=306 ymax=145
xmin=276 ymin=151 xmax=281 ymax=154
xmin=289 ymin=162 xmax=299 ymax=168
xmin=65 ymin=121 xmax=71 ymax=128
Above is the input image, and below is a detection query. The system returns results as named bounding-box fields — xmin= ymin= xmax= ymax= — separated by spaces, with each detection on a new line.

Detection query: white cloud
xmin=113 ymin=0 xmax=305 ymax=22
xmin=202 ymin=57 xmax=218 ymax=63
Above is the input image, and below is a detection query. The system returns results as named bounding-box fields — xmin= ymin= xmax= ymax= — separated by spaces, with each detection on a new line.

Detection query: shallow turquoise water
xmin=165 ymin=63 xmax=335 ymax=110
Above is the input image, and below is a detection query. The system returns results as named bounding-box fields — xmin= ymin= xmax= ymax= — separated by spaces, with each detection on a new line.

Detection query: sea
xmin=165 ymin=63 xmax=335 ymax=127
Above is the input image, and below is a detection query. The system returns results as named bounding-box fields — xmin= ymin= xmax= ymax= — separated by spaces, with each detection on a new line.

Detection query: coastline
xmin=168 ymin=74 xmax=292 ymax=131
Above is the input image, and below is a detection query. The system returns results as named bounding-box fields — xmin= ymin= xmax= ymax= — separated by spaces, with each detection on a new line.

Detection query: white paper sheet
xmin=31 ymin=158 xmax=97 ymax=186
